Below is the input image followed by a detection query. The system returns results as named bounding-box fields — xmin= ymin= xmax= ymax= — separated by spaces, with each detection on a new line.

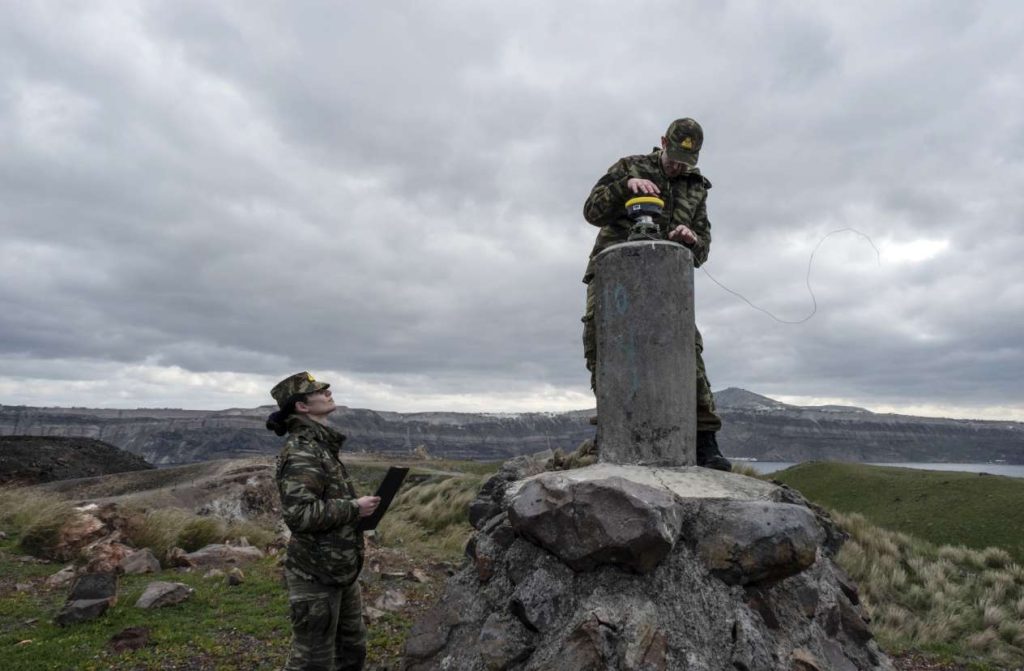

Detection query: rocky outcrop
xmin=403 ymin=459 xmax=890 ymax=671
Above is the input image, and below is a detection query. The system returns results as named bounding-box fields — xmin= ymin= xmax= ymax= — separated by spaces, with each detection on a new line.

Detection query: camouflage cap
xmin=270 ymin=372 xmax=330 ymax=409
xmin=664 ymin=118 xmax=703 ymax=167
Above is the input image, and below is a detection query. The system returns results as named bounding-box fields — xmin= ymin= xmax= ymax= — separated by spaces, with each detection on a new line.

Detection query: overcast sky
xmin=1 ymin=1 xmax=1022 ymax=420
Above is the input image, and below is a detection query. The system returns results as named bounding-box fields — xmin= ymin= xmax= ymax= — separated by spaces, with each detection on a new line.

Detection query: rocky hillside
xmin=0 ymin=436 xmax=154 ymax=485
xmin=0 ymin=389 xmax=1021 ymax=465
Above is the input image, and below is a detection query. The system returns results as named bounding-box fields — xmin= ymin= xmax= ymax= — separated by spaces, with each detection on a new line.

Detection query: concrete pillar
xmin=594 ymin=241 xmax=696 ymax=466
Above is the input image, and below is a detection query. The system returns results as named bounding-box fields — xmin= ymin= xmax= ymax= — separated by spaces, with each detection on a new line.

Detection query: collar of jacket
xmin=285 ymin=415 xmax=347 ymax=453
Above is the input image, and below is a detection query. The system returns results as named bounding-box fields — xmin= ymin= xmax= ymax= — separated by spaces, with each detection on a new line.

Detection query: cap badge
xmin=681 ymin=137 xmax=694 ymax=150
xmin=306 ymin=373 xmax=315 ymax=382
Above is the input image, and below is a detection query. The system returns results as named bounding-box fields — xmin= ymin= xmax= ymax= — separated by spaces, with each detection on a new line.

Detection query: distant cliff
xmin=0 ymin=389 xmax=1020 ymax=465
xmin=0 ymin=404 xmax=595 ymax=465
xmin=714 ymin=388 xmax=1023 ymax=464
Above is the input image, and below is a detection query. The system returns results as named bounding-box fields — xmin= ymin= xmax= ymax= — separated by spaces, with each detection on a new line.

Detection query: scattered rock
xmin=120 ymin=548 xmax=161 ymax=575
xmin=203 ymin=569 xmax=225 ymax=580
xmin=45 ymin=566 xmax=78 ymax=589
xmin=54 ymin=572 xmax=119 ymax=625
xmin=14 ymin=582 xmax=33 ymax=592
xmin=167 ymin=547 xmax=193 ymax=568
xmin=375 ymin=589 xmax=407 ymax=612
xmin=135 ymin=581 xmax=194 ymax=609
xmin=14 ymin=555 xmax=47 ymax=563
xmin=406 ymin=568 xmax=431 ymax=583
xmin=227 ymin=567 xmax=245 ymax=586
xmin=68 ymin=572 xmax=119 ymax=603
xmin=16 ymin=639 xmax=32 ymax=647
xmin=381 ymin=571 xmax=407 ymax=581
xmin=84 ymin=540 xmax=134 ymax=573
xmin=108 ymin=626 xmax=152 ymax=653
xmin=236 ymin=536 xmax=250 ymax=547
xmin=363 ymin=606 xmax=388 ymax=623
xmin=183 ymin=543 xmax=264 ymax=567
xmin=23 ymin=618 xmax=39 ymax=626
xmin=54 ymin=598 xmax=111 ymax=627
xmin=0 ymin=530 xmax=8 ymax=540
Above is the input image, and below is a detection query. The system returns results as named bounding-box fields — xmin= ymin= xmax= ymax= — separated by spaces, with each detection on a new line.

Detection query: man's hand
xmin=627 ymin=178 xmax=660 ymax=195
xmin=355 ymin=496 xmax=381 ymax=518
xmin=668 ymin=225 xmax=697 ymax=246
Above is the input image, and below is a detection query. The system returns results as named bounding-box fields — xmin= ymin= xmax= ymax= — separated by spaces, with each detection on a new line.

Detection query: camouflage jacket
xmin=583 ymin=149 xmax=712 ymax=282
xmin=275 ymin=415 xmax=363 ymax=585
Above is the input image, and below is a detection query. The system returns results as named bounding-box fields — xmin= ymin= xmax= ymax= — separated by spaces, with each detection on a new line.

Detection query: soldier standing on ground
xmin=581 ymin=118 xmax=732 ymax=471
xmin=267 ymin=372 xmax=380 ymax=671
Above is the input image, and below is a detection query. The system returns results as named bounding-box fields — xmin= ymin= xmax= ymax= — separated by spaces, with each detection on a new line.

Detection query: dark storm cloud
xmin=0 ymin=0 xmax=1022 ymax=416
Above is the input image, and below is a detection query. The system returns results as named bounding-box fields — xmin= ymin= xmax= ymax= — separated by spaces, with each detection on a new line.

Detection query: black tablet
xmin=356 ymin=466 xmax=409 ymax=531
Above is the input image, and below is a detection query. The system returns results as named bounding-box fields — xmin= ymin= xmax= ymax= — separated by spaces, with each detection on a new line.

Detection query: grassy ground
xmin=767 ymin=462 xmax=1024 ymax=669
xmin=4 ymin=457 xmax=1022 ymax=669
xmin=771 ymin=462 xmax=1024 ymax=564
xmin=0 ymin=463 xmax=489 ymax=671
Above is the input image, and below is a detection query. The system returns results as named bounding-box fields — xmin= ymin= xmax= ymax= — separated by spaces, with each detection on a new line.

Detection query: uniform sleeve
xmin=583 ymin=160 xmax=632 ymax=227
xmin=688 ymin=194 xmax=711 ymax=268
xmin=278 ymin=442 xmax=358 ymax=533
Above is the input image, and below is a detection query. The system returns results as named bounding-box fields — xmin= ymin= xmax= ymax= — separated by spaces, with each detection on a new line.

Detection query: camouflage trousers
xmin=583 ymin=280 xmax=723 ymax=433
xmin=284 ymin=568 xmax=366 ymax=671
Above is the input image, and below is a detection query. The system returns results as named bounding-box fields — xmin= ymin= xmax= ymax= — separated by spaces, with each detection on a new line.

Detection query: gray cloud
xmin=0 ymin=1 xmax=1022 ymax=418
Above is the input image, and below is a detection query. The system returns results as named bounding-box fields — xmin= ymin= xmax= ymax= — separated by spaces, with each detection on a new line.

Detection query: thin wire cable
xmin=700 ymin=228 xmax=881 ymax=324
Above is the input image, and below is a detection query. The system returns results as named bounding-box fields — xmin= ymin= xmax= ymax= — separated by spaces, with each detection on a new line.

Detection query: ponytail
xmin=264 ymin=394 xmax=308 ymax=436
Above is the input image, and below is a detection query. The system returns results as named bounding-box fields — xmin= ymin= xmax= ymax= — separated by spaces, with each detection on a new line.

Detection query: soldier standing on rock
xmin=267 ymin=372 xmax=380 ymax=671
xmin=582 ymin=118 xmax=731 ymax=471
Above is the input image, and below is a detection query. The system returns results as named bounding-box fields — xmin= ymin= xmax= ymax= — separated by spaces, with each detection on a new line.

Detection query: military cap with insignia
xmin=270 ymin=371 xmax=330 ymax=410
xmin=664 ymin=118 xmax=704 ymax=167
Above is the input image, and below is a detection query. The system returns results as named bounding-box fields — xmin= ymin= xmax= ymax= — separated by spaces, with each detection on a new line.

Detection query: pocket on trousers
xmin=290 ymin=596 xmax=332 ymax=637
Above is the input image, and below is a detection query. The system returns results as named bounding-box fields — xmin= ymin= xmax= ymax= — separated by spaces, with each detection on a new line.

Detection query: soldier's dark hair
xmin=265 ymin=393 xmax=309 ymax=436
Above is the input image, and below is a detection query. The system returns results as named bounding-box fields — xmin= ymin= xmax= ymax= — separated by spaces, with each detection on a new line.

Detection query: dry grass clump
xmin=0 ymin=487 xmax=78 ymax=557
xmin=834 ymin=511 xmax=1024 ymax=666
xmin=376 ymin=474 xmax=485 ymax=559
xmin=729 ymin=463 xmax=763 ymax=479
xmin=125 ymin=508 xmax=276 ymax=562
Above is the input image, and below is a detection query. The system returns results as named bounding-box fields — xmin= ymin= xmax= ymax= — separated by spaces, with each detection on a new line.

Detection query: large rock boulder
xmin=54 ymin=572 xmax=119 ymax=627
xmin=404 ymin=463 xmax=891 ymax=671
xmin=135 ymin=581 xmax=194 ymax=609
xmin=509 ymin=474 xmax=682 ymax=573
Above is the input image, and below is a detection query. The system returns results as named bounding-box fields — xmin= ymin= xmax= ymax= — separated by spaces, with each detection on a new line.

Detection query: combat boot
xmin=696 ymin=431 xmax=731 ymax=471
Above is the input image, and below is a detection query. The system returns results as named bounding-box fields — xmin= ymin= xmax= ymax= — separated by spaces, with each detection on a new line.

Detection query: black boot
xmin=696 ymin=431 xmax=732 ymax=471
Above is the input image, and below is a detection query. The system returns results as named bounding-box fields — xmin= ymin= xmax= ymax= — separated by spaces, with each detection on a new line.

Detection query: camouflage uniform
xmin=272 ymin=372 xmax=367 ymax=671
xmin=582 ymin=119 xmax=722 ymax=434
